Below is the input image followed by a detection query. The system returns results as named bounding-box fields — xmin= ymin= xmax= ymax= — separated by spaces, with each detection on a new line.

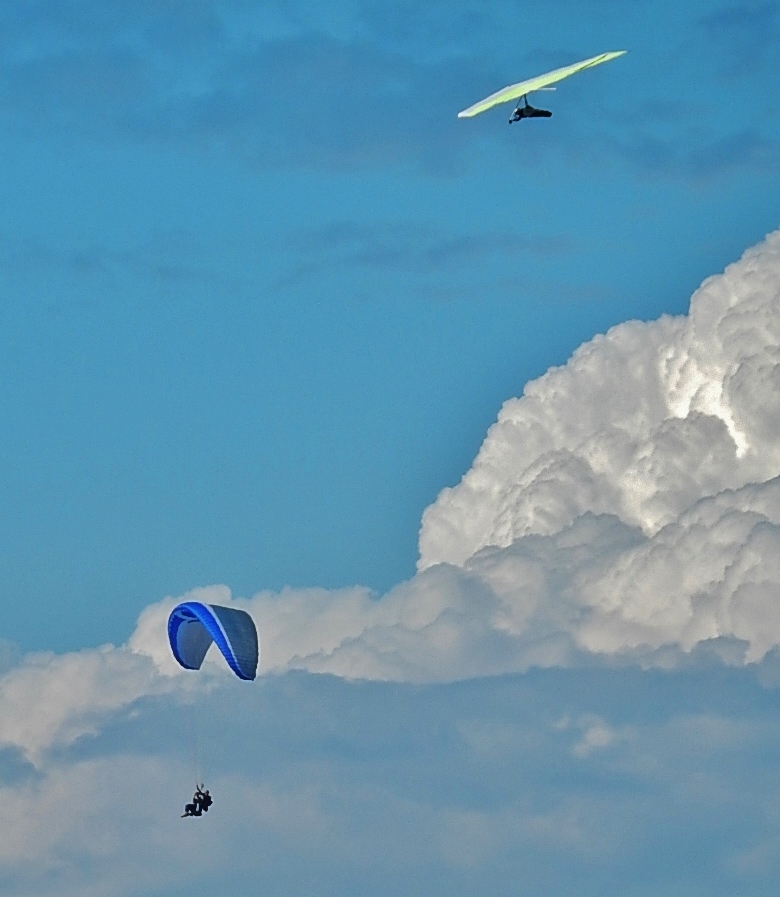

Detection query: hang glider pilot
xmin=509 ymin=96 xmax=552 ymax=122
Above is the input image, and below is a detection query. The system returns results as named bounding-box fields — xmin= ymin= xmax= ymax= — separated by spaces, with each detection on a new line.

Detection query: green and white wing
xmin=457 ymin=50 xmax=626 ymax=119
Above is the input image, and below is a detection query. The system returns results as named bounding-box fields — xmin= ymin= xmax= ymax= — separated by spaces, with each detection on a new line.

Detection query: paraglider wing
xmin=457 ymin=50 xmax=626 ymax=118
xmin=168 ymin=602 xmax=259 ymax=680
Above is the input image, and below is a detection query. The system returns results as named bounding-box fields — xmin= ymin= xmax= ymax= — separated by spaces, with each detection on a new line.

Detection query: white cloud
xmin=570 ymin=714 xmax=634 ymax=758
xmin=5 ymin=156 xmax=780 ymax=893
xmin=409 ymin=228 xmax=780 ymax=666
xmin=4 ymin=666 xmax=780 ymax=896
xmin=0 ymin=644 xmax=174 ymax=766
xmin=421 ymin=230 xmax=780 ymax=567
xmin=134 ymin=236 xmax=780 ymax=698
xmin=232 ymin=477 xmax=780 ymax=681
xmin=5 ymin=230 xmax=780 ymax=775
xmin=0 ymin=756 xmax=186 ymax=897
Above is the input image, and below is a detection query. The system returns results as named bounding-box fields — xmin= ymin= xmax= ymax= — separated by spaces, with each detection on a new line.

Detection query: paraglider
xmin=168 ymin=601 xmax=259 ymax=817
xmin=457 ymin=50 xmax=626 ymax=123
xmin=168 ymin=601 xmax=259 ymax=681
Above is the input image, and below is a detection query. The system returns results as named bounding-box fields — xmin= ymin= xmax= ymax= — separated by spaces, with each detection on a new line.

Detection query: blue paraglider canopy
xmin=168 ymin=602 xmax=259 ymax=681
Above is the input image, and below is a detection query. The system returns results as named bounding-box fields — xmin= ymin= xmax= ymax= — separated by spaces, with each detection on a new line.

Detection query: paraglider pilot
xmin=181 ymin=785 xmax=213 ymax=818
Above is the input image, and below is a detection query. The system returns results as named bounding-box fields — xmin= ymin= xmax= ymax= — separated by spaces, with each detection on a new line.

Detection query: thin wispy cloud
xmin=698 ymin=1 xmax=780 ymax=79
xmin=6 ymin=0 xmax=771 ymax=181
xmin=280 ymin=220 xmax=577 ymax=287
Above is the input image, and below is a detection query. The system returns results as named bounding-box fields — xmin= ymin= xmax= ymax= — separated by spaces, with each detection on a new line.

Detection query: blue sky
xmin=2 ymin=0 xmax=777 ymax=652
xmin=1 ymin=1 xmax=780 ymax=894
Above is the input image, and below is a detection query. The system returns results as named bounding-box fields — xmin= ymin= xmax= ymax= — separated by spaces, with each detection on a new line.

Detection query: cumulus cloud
xmin=417 ymin=229 xmax=780 ymax=657
xmin=0 ymin=643 xmax=177 ymax=766
xmin=4 ymin=229 xmax=780 ymax=773
xmin=422 ymin=232 xmax=780 ymax=561
xmin=239 ymin=228 xmax=780 ymax=677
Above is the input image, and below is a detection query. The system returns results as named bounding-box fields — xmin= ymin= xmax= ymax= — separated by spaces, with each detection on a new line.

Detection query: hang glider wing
xmin=457 ymin=50 xmax=626 ymax=119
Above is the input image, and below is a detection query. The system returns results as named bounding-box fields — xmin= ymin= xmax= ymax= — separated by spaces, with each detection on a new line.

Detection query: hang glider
xmin=457 ymin=50 xmax=626 ymax=122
